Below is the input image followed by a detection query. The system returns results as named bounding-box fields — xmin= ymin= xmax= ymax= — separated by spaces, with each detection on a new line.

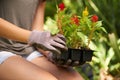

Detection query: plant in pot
xmin=44 ymin=2 xmax=106 ymax=67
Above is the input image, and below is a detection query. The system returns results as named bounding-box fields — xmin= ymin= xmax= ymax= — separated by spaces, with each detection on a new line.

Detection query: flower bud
xmin=58 ymin=2 xmax=65 ymax=11
xmin=91 ymin=15 xmax=98 ymax=22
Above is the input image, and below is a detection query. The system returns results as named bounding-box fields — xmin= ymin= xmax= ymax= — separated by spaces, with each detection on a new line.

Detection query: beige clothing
xmin=0 ymin=0 xmax=43 ymax=55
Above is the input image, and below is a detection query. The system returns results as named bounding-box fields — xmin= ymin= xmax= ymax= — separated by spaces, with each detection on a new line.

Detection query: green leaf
xmin=44 ymin=17 xmax=59 ymax=35
xmin=94 ymin=21 xmax=102 ymax=27
xmin=105 ymin=48 xmax=114 ymax=68
xmin=100 ymin=27 xmax=107 ymax=33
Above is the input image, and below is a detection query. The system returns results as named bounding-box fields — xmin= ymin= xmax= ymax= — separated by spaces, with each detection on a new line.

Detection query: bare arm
xmin=0 ymin=18 xmax=31 ymax=43
xmin=31 ymin=1 xmax=51 ymax=55
xmin=0 ymin=1 xmax=46 ymax=43
xmin=32 ymin=1 xmax=46 ymax=31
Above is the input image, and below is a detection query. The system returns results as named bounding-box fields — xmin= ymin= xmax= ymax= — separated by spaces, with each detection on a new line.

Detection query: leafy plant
xmin=55 ymin=2 xmax=106 ymax=50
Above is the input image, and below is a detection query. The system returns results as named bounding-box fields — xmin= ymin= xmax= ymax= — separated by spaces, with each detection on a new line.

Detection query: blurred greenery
xmin=45 ymin=0 xmax=120 ymax=79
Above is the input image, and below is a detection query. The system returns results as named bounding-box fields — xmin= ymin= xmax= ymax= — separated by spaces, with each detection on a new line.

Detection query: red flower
xmin=71 ymin=15 xmax=80 ymax=25
xmin=58 ymin=2 xmax=65 ymax=11
xmin=91 ymin=15 xmax=98 ymax=22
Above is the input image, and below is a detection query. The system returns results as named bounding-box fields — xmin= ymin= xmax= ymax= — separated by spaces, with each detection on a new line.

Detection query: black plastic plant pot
xmin=69 ymin=48 xmax=93 ymax=62
xmin=70 ymin=48 xmax=82 ymax=61
xmin=82 ymin=50 xmax=93 ymax=62
xmin=52 ymin=49 xmax=70 ymax=65
xmin=69 ymin=48 xmax=86 ymax=66
xmin=51 ymin=48 xmax=93 ymax=67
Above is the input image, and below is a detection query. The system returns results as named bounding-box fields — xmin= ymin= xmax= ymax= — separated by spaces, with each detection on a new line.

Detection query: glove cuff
xmin=28 ymin=30 xmax=41 ymax=45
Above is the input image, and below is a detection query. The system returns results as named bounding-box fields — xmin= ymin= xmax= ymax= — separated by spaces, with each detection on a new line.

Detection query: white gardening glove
xmin=28 ymin=30 xmax=67 ymax=54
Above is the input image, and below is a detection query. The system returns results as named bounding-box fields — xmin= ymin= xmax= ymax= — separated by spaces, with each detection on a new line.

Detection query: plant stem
xmin=87 ymin=23 xmax=95 ymax=48
xmin=57 ymin=11 xmax=63 ymax=34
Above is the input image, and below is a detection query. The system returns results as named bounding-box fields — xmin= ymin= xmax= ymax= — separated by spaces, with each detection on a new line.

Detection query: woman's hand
xmin=37 ymin=48 xmax=50 ymax=57
xmin=28 ymin=30 xmax=67 ymax=54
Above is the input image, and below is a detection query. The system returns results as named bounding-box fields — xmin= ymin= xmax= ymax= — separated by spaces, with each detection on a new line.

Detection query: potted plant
xmin=45 ymin=2 xmax=106 ymax=66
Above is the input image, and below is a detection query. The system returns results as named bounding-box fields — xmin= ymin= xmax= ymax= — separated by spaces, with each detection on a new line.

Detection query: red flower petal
xmin=71 ymin=15 xmax=80 ymax=25
xmin=91 ymin=15 xmax=98 ymax=22
xmin=58 ymin=2 xmax=65 ymax=11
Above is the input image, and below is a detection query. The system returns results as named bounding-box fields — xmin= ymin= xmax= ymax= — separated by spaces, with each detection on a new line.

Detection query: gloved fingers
xmin=50 ymin=40 xmax=68 ymax=50
xmin=47 ymin=52 xmax=53 ymax=61
xmin=44 ymin=44 xmax=61 ymax=54
xmin=71 ymin=61 xmax=80 ymax=66
xmin=65 ymin=59 xmax=72 ymax=65
xmin=63 ymin=60 xmax=80 ymax=67
xmin=56 ymin=34 xmax=66 ymax=42
xmin=35 ymin=43 xmax=61 ymax=54
xmin=53 ymin=36 xmax=66 ymax=46
xmin=64 ymin=61 xmax=81 ymax=67
xmin=47 ymin=52 xmax=84 ymax=67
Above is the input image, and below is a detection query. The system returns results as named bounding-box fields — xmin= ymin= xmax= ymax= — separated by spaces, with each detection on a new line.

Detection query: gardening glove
xmin=28 ymin=30 xmax=67 ymax=54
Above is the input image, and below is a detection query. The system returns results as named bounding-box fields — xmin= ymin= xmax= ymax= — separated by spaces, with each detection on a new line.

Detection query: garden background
xmin=44 ymin=0 xmax=120 ymax=80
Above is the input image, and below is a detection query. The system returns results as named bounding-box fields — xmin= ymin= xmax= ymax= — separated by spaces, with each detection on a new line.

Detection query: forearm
xmin=32 ymin=1 xmax=46 ymax=31
xmin=0 ymin=18 xmax=31 ymax=43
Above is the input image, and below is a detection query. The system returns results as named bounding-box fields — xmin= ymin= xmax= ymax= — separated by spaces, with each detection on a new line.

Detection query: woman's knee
xmin=0 ymin=55 xmax=58 ymax=80
xmin=30 ymin=57 xmax=84 ymax=80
